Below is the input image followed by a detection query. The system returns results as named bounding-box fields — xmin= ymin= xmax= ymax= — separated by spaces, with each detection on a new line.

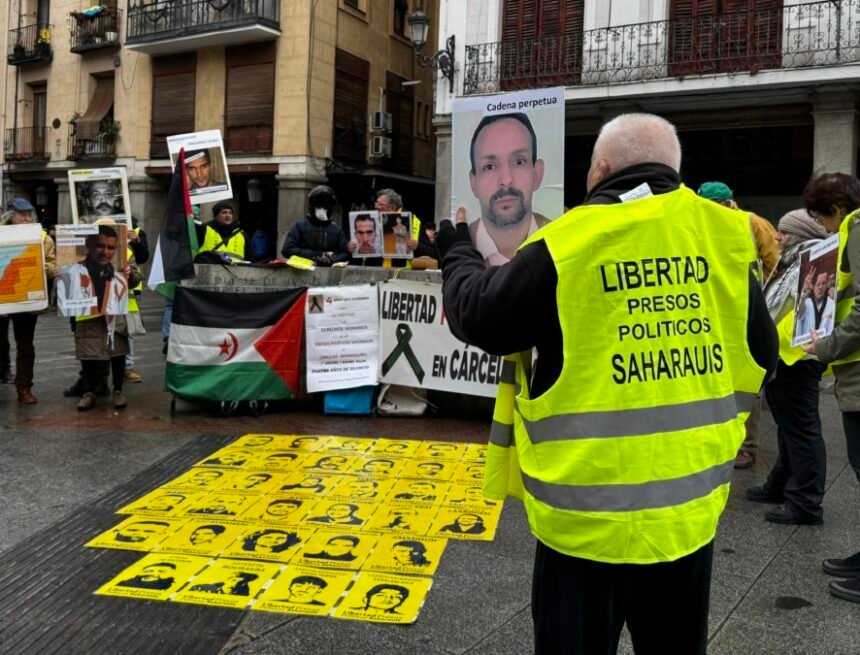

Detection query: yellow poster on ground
xmin=364 ymin=534 xmax=447 ymax=576
xmin=277 ymin=472 xmax=343 ymax=496
xmin=95 ymin=553 xmax=211 ymax=602
xmin=163 ymin=468 xmax=236 ymax=491
xmin=302 ymin=453 xmax=358 ymax=474
xmin=452 ymin=461 xmax=486 ymax=483
xmin=292 ymin=529 xmax=380 ymax=570
xmin=230 ymin=434 xmax=285 ymax=449
xmin=461 ymin=443 xmax=488 ymax=464
xmin=304 ymin=500 xmax=377 ymax=529
xmin=326 ymin=438 xmax=374 ymax=454
xmin=331 ymin=572 xmax=432 ymax=624
xmin=181 ymin=493 xmax=257 ymax=519
xmin=195 ymin=450 xmax=260 ymax=469
xmin=153 ymin=518 xmax=245 ymax=557
xmin=429 ymin=506 xmax=501 ymax=541
xmin=244 ymin=495 xmax=317 ymax=525
xmin=443 ymin=482 xmax=502 ymax=509
xmin=254 ymin=450 xmax=308 ymax=471
xmin=218 ymin=471 xmax=283 ymax=493
xmin=348 ymin=456 xmax=408 ymax=477
xmin=400 ymin=458 xmax=456 ymax=481
xmin=365 ymin=506 xmax=437 ymax=535
xmin=415 ymin=441 xmax=466 ymax=462
xmin=0 ymin=224 xmax=48 ymax=315
xmin=86 ymin=516 xmax=182 ymax=552
xmin=388 ymin=479 xmax=447 ymax=507
xmin=172 ymin=558 xmax=280 ymax=609
xmin=369 ymin=439 xmax=420 ymax=458
xmin=221 ymin=525 xmax=316 ymax=563
xmin=281 ymin=435 xmax=330 ymax=451
xmin=116 ymin=490 xmax=199 ymax=517
xmin=329 ymin=476 xmax=396 ymax=502
xmin=254 ymin=565 xmax=355 ymax=616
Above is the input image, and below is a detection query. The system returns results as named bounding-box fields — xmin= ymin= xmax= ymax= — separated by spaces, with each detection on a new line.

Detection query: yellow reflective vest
xmin=487 ymin=186 xmax=766 ymax=564
xmin=126 ymin=245 xmax=140 ymax=313
xmin=829 ymin=209 xmax=860 ymax=366
xmin=200 ymin=224 xmax=245 ymax=259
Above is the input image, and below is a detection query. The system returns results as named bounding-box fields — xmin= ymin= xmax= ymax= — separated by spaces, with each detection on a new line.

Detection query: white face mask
xmin=315 ymin=207 xmax=329 ymax=221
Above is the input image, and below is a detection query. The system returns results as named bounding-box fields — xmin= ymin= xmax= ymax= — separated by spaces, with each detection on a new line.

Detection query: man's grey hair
xmin=376 ymin=188 xmax=403 ymax=208
xmin=593 ymin=113 xmax=682 ymax=173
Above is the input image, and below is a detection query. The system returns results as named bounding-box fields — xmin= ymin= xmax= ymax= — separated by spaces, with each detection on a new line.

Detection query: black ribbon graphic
xmin=382 ymin=323 xmax=425 ymax=383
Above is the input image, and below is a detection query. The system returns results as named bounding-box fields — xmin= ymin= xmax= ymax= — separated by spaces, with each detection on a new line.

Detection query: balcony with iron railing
xmin=464 ymin=0 xmax=860 ymax=95
xmin=7 ymin=24 xmax=53 ymax=65
xmin=126 ymin=0 xmax=280 ymax=55
xmin=4 ymin=127 xmax=50 ymax=163
xmin=70 ymin=9 xmax=122 ymax=53
xmin=68 ymin=122 xmax=119 ymax=161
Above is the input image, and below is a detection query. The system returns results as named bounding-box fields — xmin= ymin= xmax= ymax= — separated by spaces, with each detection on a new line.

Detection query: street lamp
xmin=407 ymin=9 xmax=455 ymax=93
xmin=35 ymin=185 xmax=49 ymax=206
xmin=246 ymin=178 xmax=263 ymax=203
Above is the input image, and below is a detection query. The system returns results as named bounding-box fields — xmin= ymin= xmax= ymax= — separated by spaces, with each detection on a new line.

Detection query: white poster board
xmin=792 ymin=233 xmax=839 ymax=347
xmin=167 ymin=130 xmax=233 ymax=204
xmin=452 ymin=87 xmax=565 ymax=265
xmin=305 ymin=284 xmax=379 ymax=392
xmin=68 ymin=167 xmax=132 ymax=227
xmin=379 ymin=280 xmax=502 ymax=398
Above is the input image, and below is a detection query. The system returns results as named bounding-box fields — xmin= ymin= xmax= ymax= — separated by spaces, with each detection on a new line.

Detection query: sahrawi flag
xmin=148 ymin=147 xmax=198 ymax=296
xmin=167 ymin=287 xmax=307 ymax=401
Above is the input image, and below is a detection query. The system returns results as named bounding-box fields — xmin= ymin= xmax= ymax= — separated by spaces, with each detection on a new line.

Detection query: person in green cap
xmin=698 ymin=181 xmax=779 ymax=470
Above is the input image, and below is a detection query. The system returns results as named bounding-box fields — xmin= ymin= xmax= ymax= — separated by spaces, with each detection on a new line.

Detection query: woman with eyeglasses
xmin=800 ymin=172 xmax=860 ymax=604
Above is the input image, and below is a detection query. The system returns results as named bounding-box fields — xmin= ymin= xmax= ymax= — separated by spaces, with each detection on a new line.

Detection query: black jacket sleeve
xmin=281 ymin=222 xmax=316 ymax=260
xmin=130 ymin=228 xmax=150 ymax=265
xmin=747 ymin=270 xmax=779 ymax=381
xmin=331 ymin=226 xmax=351 ymax=264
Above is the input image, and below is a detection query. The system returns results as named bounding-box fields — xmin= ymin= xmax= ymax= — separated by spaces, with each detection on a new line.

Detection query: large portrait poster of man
xmin=167 ymin=130 xmax=233 ymax=205
xmin=452 ymin=87 xmax=564 ymax=266
xmin=68 ymin=167 xmax=132 ymax=227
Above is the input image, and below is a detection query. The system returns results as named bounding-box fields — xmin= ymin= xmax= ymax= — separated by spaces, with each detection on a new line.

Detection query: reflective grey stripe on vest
xmin=837 ymin=285 xmax=856 ymax=303
xmin=489 ymin=420 xmax=514 ymax=447
xmin=500 ymin=359 xmax=516 ymax=385
xmin=521 ymin=459 xmax=735 ymax=512
xmin=519 ymin=392 xmax=757 ymax=443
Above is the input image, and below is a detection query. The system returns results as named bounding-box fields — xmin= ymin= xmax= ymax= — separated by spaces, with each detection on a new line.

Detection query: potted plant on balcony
xmin=98 ymin=118 xmax=120 ymax=153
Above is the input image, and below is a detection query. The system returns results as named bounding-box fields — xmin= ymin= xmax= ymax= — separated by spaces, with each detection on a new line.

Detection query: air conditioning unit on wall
xmin=371 ymin=111 xmax=393 ymax=132
xmin=371 ymin=135 xmax=392 ymax=158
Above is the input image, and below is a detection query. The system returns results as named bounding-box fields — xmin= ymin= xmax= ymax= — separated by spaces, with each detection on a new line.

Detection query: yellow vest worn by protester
xmin=485 ymin=186 xmax=766 ymax=564
xmin=830 ymin=209 xmax=860 ymax=366
xmin=200 ymin=224 xmax=245 ymax=259
xmin=126 ymin=245 xmax=141 ymax=313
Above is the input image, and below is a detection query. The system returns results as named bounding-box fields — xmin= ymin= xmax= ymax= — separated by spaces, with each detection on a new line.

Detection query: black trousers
xmin=82 ymin=357 xmax=124 ymax=392
xmin=532 ymin=540 xmax=713 ymax=655
xmin=841 ymin=411 xmax=860 ymax=487
xmin=764 ymin=359 xmax=827 ymax=521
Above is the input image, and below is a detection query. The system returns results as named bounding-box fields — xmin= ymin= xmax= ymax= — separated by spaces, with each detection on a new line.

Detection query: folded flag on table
xmin=167 ymin=287 xmax=307 ymax=401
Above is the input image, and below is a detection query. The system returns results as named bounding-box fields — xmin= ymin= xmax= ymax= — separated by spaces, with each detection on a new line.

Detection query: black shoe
xmin=63 ymin=377 xmax=86 ymax=397
xmin=822 ymin=551 xmax=860 ymax=577
xmin=745 ymin=485 xmax=784 ymax=504
xmin=829 ymin=576 xmax=860 ymax=603
xmin=765 ymin=505 xmax=823 ymax=526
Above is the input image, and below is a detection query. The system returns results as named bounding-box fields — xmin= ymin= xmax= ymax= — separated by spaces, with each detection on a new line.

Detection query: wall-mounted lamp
xmin=35 ymin=185 xmax=49 ymax=206
xmin=407 ymin=9 xmax=455 ymax=93
xmin=246 ymin=178 xmax=263 ymax=203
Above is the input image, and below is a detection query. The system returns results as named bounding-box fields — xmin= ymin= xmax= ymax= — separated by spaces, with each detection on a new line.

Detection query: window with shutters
xmin=385 ymin=70 xmax=414 ymax=174
xmin=224 ymin=42 xmax=275 ymax=155
xmin=333 ymin=49 xmax=370 ymax=164
xmin=500 ymin=0 xmax=584 ymax=90
xmin=393 ymin=0 xmax=409 ymax=37
xmin=668 ymin=1 xmax=783 ymax=76
xmin=150 ymin=54 xmax=196 ymax=159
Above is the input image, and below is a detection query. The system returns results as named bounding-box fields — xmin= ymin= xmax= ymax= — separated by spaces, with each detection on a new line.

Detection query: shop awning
xmin=76 ymin=77 xmax=115 ymax=139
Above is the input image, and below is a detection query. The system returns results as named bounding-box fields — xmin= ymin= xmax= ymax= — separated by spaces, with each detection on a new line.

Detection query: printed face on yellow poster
xmin=332 ymin=571 xmax=432 ymax=624
xmin=254 ymin=565 xmax=355 ymax=616
xmin=95 ymin=553 xmax=211 ymax=601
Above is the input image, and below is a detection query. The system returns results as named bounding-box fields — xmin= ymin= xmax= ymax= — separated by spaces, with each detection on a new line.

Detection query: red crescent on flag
xmin=225 ymin=332 xmax=239 ymax=362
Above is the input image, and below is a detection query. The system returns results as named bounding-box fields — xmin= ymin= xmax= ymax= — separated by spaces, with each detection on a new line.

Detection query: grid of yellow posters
xmin=88 ymin=434 xmax=502 ymax=624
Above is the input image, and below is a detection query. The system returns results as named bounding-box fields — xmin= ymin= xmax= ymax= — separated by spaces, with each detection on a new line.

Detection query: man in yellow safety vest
xmin=437 ymin=113 xmax=778 ymax=654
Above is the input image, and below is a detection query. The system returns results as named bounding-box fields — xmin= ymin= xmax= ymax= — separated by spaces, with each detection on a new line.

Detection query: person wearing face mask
xmin=281 ymin=185 xmax=350 ymax=266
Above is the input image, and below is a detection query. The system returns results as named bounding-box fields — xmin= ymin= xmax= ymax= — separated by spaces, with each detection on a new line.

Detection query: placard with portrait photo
xmin=68 ymin=167 xmax=131 ymax=226
xmin=153 ymin=518 xmax=245 ymax=557
xmin=255 ymin=565 xmax=356 ymax=616
xmin=349 ymin=211 xmax=383 ymax=258
xmin=95 ymin=553 xmax=211 ymax=602
xmin=167 ymin=130 xmax=233 ymax=205
xmin=85 ymin=515 xmax=182 ymax=552
xmin=452 ymin=87 xmax=565 ymax=266
xmin=291 ymin=529 xmax=379 ymax=570
xmin=381 ymin=211 xmax=413 ymax=259
xmin=331 ymin=571 xmax=432 ymax=624
xmin=792 ymin=233 xmax=839 ymax=347
xmin=173 ymin=558 xmax=279 ymax=609
xmin=54 ymin=222 xmax=129 ymax=317
xmin=364 ymin=534 xmax=447 ymax=576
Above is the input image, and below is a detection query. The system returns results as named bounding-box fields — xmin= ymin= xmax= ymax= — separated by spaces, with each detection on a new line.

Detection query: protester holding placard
xmin=0 ymin=198 xmax=56 ymax=404
xmin=282 ymin=186 xmax=350 ymax=267
xmin=800 ymin=173 xmax=860 ymax=604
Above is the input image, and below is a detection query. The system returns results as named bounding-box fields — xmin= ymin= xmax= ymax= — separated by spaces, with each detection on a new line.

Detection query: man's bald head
xmin=587 ymin=114 xmax=681 ymax=192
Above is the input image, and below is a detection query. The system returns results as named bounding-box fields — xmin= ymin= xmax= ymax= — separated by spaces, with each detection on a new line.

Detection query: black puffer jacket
xmin=281 ymin=214 xmax=351 ymax=265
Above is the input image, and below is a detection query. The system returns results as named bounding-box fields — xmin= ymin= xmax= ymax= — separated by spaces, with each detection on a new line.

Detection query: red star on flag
xmin=219 ymin=338 xmax=231 ymax=356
